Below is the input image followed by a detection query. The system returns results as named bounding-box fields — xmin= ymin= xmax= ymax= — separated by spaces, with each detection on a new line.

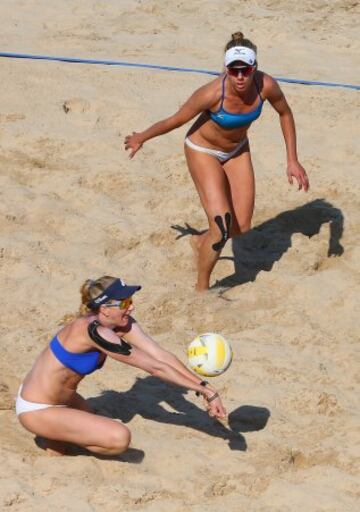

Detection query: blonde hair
xmin=225 ymin=31 xmax=257 ymax=54
xmin=78 ymin=275 xmax=118 ymax=316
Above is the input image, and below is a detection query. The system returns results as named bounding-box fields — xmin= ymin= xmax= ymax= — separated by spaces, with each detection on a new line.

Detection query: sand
xmin=0 ymin=1 xmax=359 ymax=510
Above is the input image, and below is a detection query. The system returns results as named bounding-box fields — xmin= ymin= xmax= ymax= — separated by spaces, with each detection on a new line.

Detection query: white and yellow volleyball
xmin=187 ymin=333 xmax=233 ymax=377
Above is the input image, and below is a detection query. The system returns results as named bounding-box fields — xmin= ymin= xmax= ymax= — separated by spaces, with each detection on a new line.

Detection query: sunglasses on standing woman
xmin=227 ymin=64 xmax=255 ymax=78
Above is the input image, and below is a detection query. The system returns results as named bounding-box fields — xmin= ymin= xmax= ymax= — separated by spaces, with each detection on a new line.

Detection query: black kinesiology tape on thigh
xmin=88 ymin=321 xmax=132 ymax=355
xmin=212 ymin=212 xmax=232 ymax=251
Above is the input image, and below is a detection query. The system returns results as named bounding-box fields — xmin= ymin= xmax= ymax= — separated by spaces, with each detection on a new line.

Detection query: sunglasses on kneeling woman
xmin=103 ymin=297 xmax=133 ymax=310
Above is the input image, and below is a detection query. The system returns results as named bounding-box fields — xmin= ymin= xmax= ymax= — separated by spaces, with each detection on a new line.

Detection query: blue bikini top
xmin=209 ymin=75 xmax=263 ymax=129
xmin=49 ymin=335 xmax=106 ymax=375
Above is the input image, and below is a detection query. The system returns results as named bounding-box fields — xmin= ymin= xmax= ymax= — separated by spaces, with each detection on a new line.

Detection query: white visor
xmin=225 ymin=46 xmax=256 ymax=67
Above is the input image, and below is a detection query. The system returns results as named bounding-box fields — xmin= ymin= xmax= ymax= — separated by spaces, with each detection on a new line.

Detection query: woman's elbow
xmin=279 ymin=104 xmax=293 ymax=118
xmin=148 ymin=360 xmax=167 ymax=378
xmin=153 ymin=348 xmax=178 ymax=367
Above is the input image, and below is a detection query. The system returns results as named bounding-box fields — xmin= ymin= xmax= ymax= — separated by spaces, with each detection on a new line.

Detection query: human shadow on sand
xmin=87 ymin=376 xmax=270 ymax=452
xmin=172 ymin=198 xmax=344 ymax=289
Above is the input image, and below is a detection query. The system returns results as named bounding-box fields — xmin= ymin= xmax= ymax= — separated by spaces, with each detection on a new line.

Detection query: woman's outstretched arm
xmin=89 ymin=324 xmax=227 ymax=419
xmin=124 ymin=81 xmax=218 ymax=158
xmin=122 ymin=321 xmax=207 ymax=385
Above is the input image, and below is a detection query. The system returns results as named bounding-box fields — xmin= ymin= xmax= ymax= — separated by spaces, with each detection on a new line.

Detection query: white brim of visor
xmin=224 ymin=46 xmax=257 ymax=67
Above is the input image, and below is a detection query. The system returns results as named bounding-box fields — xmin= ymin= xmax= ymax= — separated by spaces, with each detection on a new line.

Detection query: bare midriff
xmin=188 ymin=115 xmax=250 ymax=152
xmin=21 ymin=347 xmax=85 ymax=404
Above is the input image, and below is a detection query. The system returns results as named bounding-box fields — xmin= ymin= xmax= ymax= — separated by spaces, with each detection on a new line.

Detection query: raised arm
xmin=264 ymin=74 xmax=309 ymax=191
xmin=124 ymin=81 xmax=218 ymax=159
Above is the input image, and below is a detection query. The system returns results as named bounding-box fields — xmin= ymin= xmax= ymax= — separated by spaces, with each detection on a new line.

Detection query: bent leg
xmin=223 ymin=148 xmax=255 ymax=236
xmin=36 ymin=393 xmax=94 ymax=455
xmin=19 ymin=407 xmax=131 ymax=456
xmin=185 ymin=145 xmax=233 ymax=291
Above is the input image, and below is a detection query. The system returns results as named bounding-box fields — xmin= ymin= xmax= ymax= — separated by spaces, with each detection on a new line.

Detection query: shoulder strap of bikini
xmin=253 ymin=75 xmax=264 ymax=102
xmin=219 ymin=75 xmax=227 ymax=109
xmin=88 ymin=320 xmax=132 ymax=356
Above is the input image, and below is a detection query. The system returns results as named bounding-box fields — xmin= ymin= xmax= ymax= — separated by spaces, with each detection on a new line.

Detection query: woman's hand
xmin=124 ymin=132 xmax=144 ymax=159
xmin=287 ymin=160 xmax=309 ymax=191
xmin=203 ymin=390 xmax=227 ymax=419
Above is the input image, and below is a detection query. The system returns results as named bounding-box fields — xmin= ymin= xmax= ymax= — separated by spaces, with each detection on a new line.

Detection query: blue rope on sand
xmin=0 ymin=51 xmax=359 ymax=91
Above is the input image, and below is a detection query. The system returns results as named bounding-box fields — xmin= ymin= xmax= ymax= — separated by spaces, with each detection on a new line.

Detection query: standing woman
xmin=16 ymin=276 xmax=226 ymax=456
xmin=125 ymin=32 xmax=309 ymax=291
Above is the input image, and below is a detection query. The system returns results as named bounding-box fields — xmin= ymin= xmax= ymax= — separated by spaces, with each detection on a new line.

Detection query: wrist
xmin=195 ymin=380 xmax=209 ymax=397
xmin=203 ymin=386 xmax=217 ymax=399
xmin=138 ymin=133 xmax=146 ymax=144
xmin=205 ymin=391 xmax=220 ymax=403
xmin=287 ymin=156 xmax=298 ymax=164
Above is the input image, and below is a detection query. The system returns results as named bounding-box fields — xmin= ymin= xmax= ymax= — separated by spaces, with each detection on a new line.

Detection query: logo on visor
xmin=94 ymin=294 xmax=108 ymax=304
xmin=233 ymin=48 xmax=254 ymax=64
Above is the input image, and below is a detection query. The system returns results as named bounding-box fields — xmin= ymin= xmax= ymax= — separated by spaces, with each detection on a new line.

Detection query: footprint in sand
xmin=0 ymin=382 xmax=15 ymax=410
xmin=317 ymin=392 xmax=339 ymax=416
xmin=62 ymin=98 xmax=91 ymax=114
xmin=290 ymin=448 xmax=339 ymax=468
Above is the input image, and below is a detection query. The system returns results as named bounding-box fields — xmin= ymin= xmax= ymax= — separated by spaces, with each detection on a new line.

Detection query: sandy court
xmin=0 ymin=1 xmax=359 ymax=510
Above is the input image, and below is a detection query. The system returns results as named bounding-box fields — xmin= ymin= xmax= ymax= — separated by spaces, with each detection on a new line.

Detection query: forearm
xmin=159 ymin=350 xmax=208 ymax=387
xmin=139 ymin=116 xmax=182 ymax=143
xmin=111 ymin=345 xmax=212 ymax=396
xmin=279 ymin=109 xmax=299 ymax=163
xmin=123 ymin=325 xmax=207 ymax=386
xmin=151 ymin=360 xmax=214 ymax=398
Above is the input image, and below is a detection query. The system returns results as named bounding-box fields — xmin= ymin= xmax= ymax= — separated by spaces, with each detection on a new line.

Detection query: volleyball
xmin=187 ymin=333 xmax=233 ymax=377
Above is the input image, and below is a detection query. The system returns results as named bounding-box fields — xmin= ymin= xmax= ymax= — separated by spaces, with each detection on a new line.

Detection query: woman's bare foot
xmin=35 ymin=436 xmax=69 ymax=456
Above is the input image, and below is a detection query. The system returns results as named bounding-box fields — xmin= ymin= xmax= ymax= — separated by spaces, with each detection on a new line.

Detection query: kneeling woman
xmin=16 ymin=275 xmax=226 ymax=456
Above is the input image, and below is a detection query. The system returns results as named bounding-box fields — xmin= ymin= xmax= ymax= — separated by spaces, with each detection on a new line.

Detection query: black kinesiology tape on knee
xmin=88 ymin=321 xmax=132 ymax=355
xmin=212 ymin=212 xmax=232 ymax=251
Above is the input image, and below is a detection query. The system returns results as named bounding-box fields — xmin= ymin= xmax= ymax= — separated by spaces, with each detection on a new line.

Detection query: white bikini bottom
xmin=15 ymin=385 xmax=66 ymax=416
xmin=184 ymin=137 xmax=248 ymax=163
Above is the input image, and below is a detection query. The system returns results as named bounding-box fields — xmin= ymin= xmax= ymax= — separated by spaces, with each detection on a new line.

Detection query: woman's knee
xmin=107 ymin=424 xmax=131 ymax=454
xmin=208 ymin=211 xmax=232 ymax=251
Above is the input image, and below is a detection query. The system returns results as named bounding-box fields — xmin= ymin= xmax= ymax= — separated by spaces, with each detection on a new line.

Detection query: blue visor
xmin=88 ymin=279 xmax=141 ymax=309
